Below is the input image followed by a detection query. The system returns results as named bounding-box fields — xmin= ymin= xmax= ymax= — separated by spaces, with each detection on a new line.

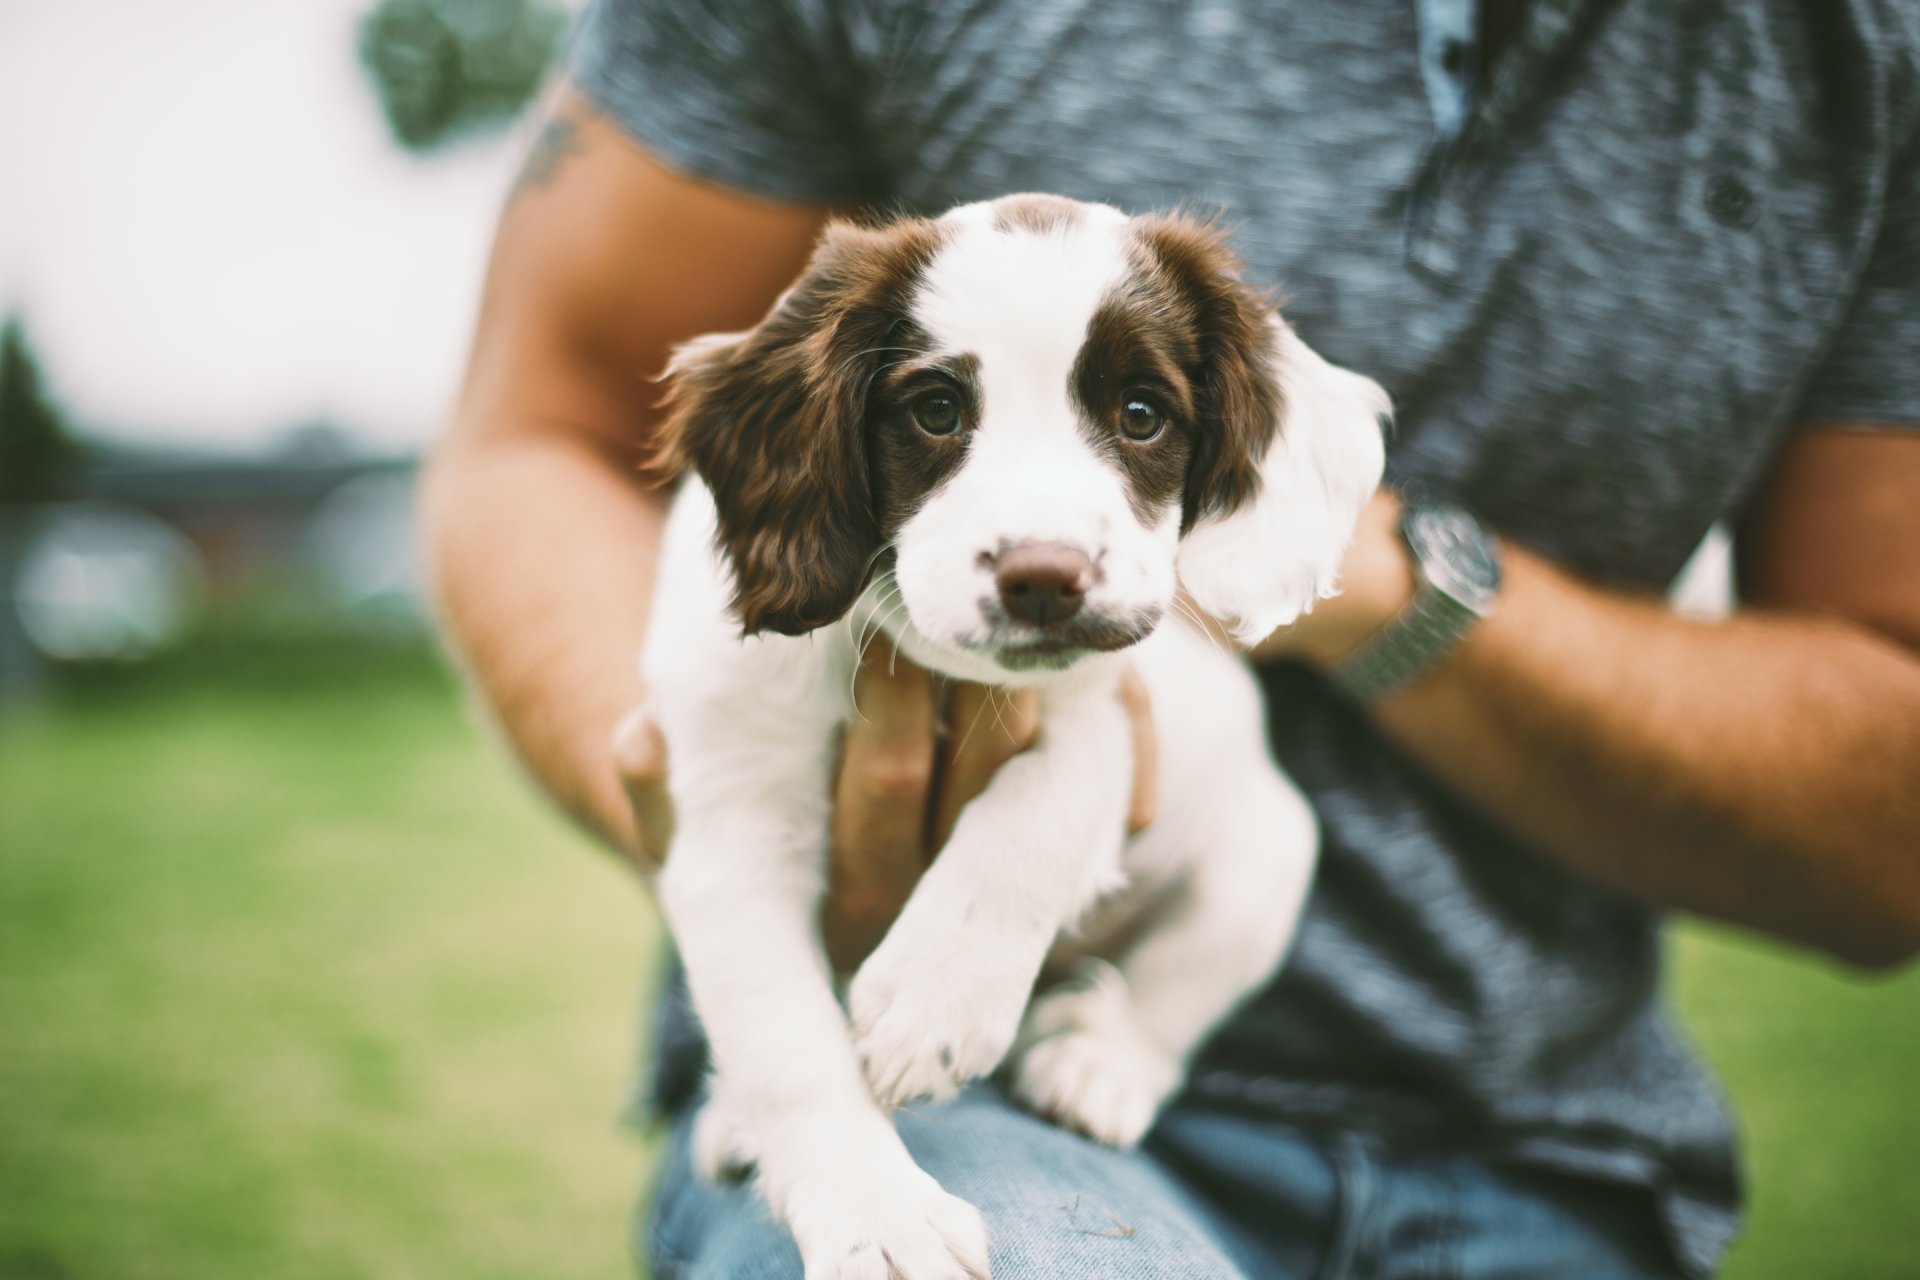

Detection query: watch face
xmin=1406 ymin=504 xmax=1501 ymax=606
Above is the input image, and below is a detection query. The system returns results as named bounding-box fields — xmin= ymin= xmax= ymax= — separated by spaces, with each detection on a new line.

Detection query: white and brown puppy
xmin=640 ymin=194 xmax=1386 ymax=1280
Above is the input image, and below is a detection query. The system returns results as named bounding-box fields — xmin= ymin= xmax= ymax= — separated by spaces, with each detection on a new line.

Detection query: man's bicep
xmin=1737 ymin=426 xmax=1920 ymax=652
xmin=453 ymin=89 xmax=832 ymax=455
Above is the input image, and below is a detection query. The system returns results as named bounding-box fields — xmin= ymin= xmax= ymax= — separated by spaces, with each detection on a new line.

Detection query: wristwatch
xmin=1331 ymin=500 xmax=1501 ymax=702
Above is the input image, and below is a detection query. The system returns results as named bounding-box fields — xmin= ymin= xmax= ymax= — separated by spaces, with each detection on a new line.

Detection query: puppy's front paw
xmin=787 ymin=1162 xmax=990 ymax=1280
xmin=1007 ymin=960 xmax=1180 ymax=1148
xmin=848 ymin=933 xmax=1030 ymax=1108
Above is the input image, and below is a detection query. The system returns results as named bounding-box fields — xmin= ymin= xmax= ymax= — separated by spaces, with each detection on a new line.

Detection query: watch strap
xmin=1330 ymin=501 xmax=1499 ymax=703
xmin=1330 ymin=583 xmax=1481 ymax=702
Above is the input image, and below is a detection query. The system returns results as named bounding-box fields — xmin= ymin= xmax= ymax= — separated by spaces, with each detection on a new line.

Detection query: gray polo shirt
xmin=571 ymin=1 xmax=1920 ymax=1272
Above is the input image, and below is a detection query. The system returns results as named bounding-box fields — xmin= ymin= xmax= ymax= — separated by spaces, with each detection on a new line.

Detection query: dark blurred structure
xmin=1 ymin=320 xmax=423 ymax=701
xmin=1 ymin=315 xmax=86 ymax=504
xmin=2 ymin=316 xmax=84 ymax=697
xmin=358 ymin=0 xmax=568 ymax=151
xmin=81 ymin=435 xmax=413 ymax=603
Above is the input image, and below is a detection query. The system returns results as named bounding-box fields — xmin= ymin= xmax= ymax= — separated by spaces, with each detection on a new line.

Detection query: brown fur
xmin=990 ymin=194 xmax=1085 ymax=236
xmin=1124 ymin=214 xmax=1283 ymax=532
xmin=656 ymin=217 xmax=948 ymax=635
xmin=1072 ymin=284 xmax=1202 ymax=526
xmin=868 ymin=350 xmax=980 ymax=544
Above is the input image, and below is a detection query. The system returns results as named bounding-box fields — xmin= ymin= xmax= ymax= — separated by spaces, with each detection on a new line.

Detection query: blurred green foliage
xmin=357 ymin=0 xmax=568 ymax=152
xmin=1 ymin=633 xmax=1915 ymax=1277
xmin=0 ymin=315 xmax=86 ymax=504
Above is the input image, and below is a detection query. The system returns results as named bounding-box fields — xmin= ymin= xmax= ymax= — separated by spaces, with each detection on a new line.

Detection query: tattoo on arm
xmin=509 ymin=113 xmax=583 ymax=204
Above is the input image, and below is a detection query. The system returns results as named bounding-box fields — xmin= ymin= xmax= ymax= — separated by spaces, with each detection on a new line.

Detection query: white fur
xmin=1178 ymin=320 xmax=1391 ymax=644
xmin=639 ymin=196 xmax=1384 ymax=1279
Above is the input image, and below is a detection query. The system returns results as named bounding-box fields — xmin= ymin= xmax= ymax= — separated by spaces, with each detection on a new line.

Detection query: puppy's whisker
xmin=860 ymin=541 xmax=901 ymax=581
xmin=872 ymin=600 xmax=908 ymax=653
xmin=849 ymin=610 xmax=888 ymax=718
xmin=864 ymin=595 xmax=912 ymax=691
xmin=834 ymin=346 xmax=919 ymax=381
xmin=872 ymin=593 xmax=911 ymax=678
xmin=860 ymin=357 xmax=916 ymax=405
xmin=986 ymin=686 xmax=1015 ymax=742
xmin=1172 ymin=597 xmax=1231 ymax=659
xmin=848 ymin=591 xmax=911 ymax=717
xmin=950 ymin=682 xmax=997 ymax=761
xmin=1172 ymin=596 xmax=1212 ymax=641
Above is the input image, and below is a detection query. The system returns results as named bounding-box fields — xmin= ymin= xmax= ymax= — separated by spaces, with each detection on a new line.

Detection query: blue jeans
xmin=641 ymin=1085 xmax=1689 ymax=1278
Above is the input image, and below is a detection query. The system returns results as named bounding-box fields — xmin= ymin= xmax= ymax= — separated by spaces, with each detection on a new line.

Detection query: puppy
xmin=640 ymin=194 xmax=1386 ymax=1279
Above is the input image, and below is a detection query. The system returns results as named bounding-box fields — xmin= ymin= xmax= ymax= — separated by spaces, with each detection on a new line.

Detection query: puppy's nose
xmin=995 ymin=542 xmax=1093 ymax=627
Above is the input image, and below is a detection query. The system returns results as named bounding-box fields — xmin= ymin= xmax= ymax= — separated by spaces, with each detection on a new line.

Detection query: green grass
xmin=0 ymin=639 xmax=658 ymax=1280
xmin=1671 ymin=929 xmax=1920 ymax=1279
xmin=1 ymin=638 xmax=1915 ymax=1278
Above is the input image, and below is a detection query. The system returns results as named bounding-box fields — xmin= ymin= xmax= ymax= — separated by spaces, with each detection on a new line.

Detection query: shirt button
xmin=1706 ymin=174 xmax=1762 ymax=229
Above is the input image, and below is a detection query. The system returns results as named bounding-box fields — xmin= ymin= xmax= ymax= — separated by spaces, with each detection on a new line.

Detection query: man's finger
xmin=826 ymin=635 xmax=939 ymax=971
xmin=613 ymin=704 xmax=675 ymax=870
xmin=1116 ymin=666 xmax=1157 ymax=835
xmin=932 ymin=682 xmax=1040 ymax=849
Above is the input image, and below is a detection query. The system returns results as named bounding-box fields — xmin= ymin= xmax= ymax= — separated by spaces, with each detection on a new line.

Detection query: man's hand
xmin=824 ymin=645 xmax=1037 ymax=972
xmin=1250 ymin=488 xmax=1414 ymax=668
xmin=611 ymin=704 xmax=675 ymax=870
xmin=615 ymin=638 xmax=1158 ymax=974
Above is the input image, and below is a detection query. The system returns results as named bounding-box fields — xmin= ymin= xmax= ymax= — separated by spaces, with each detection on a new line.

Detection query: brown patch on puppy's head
xmin=990 ymin=193 xmax=1087 ymax=236
xmin=1124 ymin=214 xmax=1283 ymax=532
xmin=1072 ymin=274 xmax=1204 ymax=528
xmin=865 ymin=347 xmax=981 ymax=542
xmin=657 ymin=217 xmax=947 ymax=635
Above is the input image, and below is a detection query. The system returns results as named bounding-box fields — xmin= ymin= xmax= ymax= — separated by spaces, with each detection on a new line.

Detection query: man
xmin=423 ymin=1 xmax=1920 ymax=1275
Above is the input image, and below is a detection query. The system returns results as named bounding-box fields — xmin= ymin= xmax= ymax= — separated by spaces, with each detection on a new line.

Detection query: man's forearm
xmin=1364 ymin=545 xmax=1920 ymax=968
xmin=421 ymin=423 xmax=667 ymax=862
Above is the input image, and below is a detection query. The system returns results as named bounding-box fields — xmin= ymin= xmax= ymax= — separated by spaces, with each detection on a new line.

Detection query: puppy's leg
xmin=848 ymin=683 xmax=1132 ymax=1108
xmin=689 ymin=1075 xmax=755 ymax=1183
xmin=1010 ymin=763 xmax=1316 ymax=1147
xmin=661 ymin=808 xmax=990 ymax=1280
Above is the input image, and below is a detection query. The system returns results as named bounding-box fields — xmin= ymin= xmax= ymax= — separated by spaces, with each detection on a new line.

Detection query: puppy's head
xmin=660 ymin=194 xmax=1386 ymax=673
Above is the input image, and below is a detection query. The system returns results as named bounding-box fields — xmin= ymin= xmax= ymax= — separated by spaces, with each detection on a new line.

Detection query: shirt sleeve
xmin=567 ymin=0 xmax=878 ymax=206
xmin=1796 ymin=116 xmax=1920 ymax=429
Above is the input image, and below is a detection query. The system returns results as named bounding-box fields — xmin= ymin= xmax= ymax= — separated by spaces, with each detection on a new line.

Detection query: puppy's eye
xmin=911 ymin=392 xmax=962 ymax=438
xmin=1119 ymin=395 xmax=1165 ymax=443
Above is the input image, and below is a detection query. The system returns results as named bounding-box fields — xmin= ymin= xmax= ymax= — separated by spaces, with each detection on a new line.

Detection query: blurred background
xmin=0 ymin=4 xmax=1914 ymax=1278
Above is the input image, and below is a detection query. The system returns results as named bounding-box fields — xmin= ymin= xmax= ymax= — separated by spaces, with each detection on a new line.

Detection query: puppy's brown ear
xmin=657 ymin=218 xmax=945 ymax=636
xmin=1129 ymin=213 xmax=1285 ymax=532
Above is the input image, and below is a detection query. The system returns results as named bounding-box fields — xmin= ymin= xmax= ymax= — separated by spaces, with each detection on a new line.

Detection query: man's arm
xmin=1265 ymin=427 xmax=1920 ymax=970
xmin=421 ymin=93 xmax=830 ymax=862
